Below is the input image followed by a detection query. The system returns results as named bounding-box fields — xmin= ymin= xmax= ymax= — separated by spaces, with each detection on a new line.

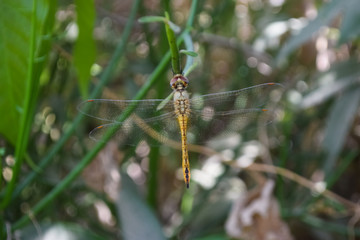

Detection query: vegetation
xmin=1 ymin=0 xmax=360 ymax=239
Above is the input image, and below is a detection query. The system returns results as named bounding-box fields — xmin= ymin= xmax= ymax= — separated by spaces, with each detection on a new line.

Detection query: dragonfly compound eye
xmin=170 ymin=74 xmax=189 ymax=89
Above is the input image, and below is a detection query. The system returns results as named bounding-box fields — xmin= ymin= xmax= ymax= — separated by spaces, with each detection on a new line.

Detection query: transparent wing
xmin=187 ymin=108 xmax=274 ymax=144
xmin=77 ymin=98 xmax=174 ymax=123
xmin=190 ymin=83 xmax=282 ymax=113
xmin=79 ymin=82 xmax=283 ymax=146
xmin=87 ymin=112 xmax=182 ymax=146
xmin=187 ymin=83 xmax=283 ymax=142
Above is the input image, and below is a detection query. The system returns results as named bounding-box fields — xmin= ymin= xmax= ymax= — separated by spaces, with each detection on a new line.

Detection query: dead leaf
xmin=225 ymin=179 xmax=294 ymax=240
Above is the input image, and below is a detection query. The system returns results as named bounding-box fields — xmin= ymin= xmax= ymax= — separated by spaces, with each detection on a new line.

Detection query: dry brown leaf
xmin=225 ymin=180 xmax=294 ymax=240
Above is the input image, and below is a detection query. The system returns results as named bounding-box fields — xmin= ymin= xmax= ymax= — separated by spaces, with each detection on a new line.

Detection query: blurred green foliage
xmin=1 ymin=0 xmax=360 ymax=239
xmin=74 ymin=0 xmax=96 ymax=98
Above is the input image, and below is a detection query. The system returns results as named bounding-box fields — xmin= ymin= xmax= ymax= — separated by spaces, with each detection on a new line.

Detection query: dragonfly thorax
xmin=174 ymin=89 xmax=189 ymax=101
xmin=174 ymin=90 xmax=190 ymax=116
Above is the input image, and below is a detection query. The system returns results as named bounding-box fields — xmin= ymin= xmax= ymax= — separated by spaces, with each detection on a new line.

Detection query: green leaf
xmin=180 ymin=49 xmax=198 ymax=57
xmin=322 ymin=86 xmax=360 ymax=175
xmin=167 ymin=20 xmax=181 ymax=33
xmin=338 ymin=0 xmax=360 ymax=44
xmin=298 ymin=59 xmax=360 ymax=175
xmin=0 ymin=0 xmax=54 ymax=145
xmin=139 ymin=15 xmax=181 ymax=33
xmin=184 ymin=192 xmax=231 ymax=239
xmin=74 ymin=0 xmax=96 ymax=98
xmin=193 ymin=234 xmax=229 ymax=240
xmin=1 ymin=0 xmax=56 ymax=209
xmin=138 ymin=16 xmax=166 ymax=23
xmin=117 ymin=172 xmax=166 ymax=240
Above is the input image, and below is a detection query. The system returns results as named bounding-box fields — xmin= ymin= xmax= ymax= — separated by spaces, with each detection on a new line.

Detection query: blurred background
xmin=1 ymin=0 xmax=360 ymax=239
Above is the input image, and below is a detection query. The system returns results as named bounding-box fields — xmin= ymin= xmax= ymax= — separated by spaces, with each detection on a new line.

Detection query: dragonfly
xmin=78 ymin=74 xmax=282 ymax=188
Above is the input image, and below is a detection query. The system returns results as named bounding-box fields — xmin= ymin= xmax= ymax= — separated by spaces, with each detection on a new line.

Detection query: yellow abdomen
xmin=177 ymin=114 xmax=190 ymax=188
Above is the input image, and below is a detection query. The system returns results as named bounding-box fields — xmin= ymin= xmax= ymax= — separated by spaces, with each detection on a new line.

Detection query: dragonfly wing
xmin=187 ymin=83 xmax=283 ymax=143
xmin=190 ymin=82 xmax=283 ymax=113
xmin=188 ymin=108 xmax=275 ymax=143
xmin=88 ymin=112 xmax=182 ymax=147
xmin=77 ymin=98 xmax=174 ymax=122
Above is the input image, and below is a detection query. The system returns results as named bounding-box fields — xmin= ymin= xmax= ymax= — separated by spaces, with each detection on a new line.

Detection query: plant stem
xmin=164 ymin=12 xmax=181 ymax=74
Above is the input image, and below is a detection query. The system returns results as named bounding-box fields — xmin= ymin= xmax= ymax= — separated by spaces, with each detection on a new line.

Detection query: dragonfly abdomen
xmin=174 ymin=88 xmax=191 ymax=188
xmin=177 ymin=114 xmax=190 ymax=188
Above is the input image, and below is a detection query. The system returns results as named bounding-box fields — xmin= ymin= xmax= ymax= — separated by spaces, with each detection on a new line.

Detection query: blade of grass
xmin=322 ymin=86 xmax=360 ymax=175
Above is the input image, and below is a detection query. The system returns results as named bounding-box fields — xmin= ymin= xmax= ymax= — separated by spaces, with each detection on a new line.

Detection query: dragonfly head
xmin=170 ymin=74 xmax=189 ymax=91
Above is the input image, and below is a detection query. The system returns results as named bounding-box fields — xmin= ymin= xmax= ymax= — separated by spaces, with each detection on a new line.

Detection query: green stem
xmin=147 ymin=147 xmax=159 ymax=208
xmin=164 ymin=12 xmax=180 ymax=74
xmin=1 ymin=0 xmax=38 ymax=209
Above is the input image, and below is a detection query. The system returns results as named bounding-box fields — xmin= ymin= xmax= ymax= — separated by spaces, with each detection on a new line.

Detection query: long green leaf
xmin=138 ymin=16 xmax=166 ymax=23
xmin=74 ymin=0 xmax=96 ymax=98
xmin=0 ymin=0 xmax=54 ymax=145
xmin=0 ymin=0 xmax=55 ymax=208
xmin=338 ymin=0 xmax=360 ymax=44
xmin=117 ymin=173 xmax=166 ymax=240
xmin=0 ymin=1 xmax=46 ymax=144
xmin=322 ymin=86 xmax=360 ymax=175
